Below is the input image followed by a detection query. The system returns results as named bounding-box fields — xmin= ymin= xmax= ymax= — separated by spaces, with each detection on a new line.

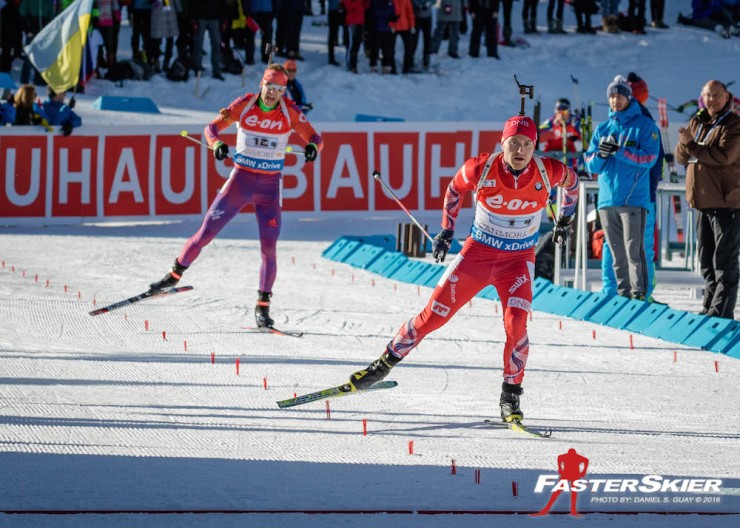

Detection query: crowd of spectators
xmin=2 ymin=1 xmax=739 ymax=90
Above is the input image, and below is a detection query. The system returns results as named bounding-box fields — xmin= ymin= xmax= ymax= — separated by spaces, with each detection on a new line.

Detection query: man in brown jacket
xmin=675 ymin=80 xmax=740 ymax=320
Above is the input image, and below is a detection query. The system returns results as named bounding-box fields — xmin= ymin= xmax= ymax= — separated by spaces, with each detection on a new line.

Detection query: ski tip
xmin=88 ymin=309 xmax=108 ymax=316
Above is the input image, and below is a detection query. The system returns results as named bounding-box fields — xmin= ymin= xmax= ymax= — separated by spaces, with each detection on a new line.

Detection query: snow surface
xmin=1 ymin=0 xmax=739 ymax=526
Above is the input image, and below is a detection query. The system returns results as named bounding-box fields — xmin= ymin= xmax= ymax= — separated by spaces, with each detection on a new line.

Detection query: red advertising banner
xmin=0 ymin=123 xmax=503 ymax=224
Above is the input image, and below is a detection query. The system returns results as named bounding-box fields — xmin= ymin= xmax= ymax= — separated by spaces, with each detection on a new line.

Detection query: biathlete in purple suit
xmin=149 ymin=64 xmax=323 ymax=328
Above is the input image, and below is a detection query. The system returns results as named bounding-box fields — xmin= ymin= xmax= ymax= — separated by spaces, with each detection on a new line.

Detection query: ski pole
xmin=285 ymin=145 xmax=306 ymax=154
xmin=180 ymin=130 xmax=232 ymax=158
xmin=372 ymin=170 xmax=434 ymax=245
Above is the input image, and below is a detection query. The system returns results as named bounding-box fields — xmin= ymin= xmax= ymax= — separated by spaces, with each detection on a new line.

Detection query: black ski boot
xmin=349 ymin=348 xmax=401 ymax=390
xmin=149 ymin=258 xmax=188 ymax=292
xmin=255 ymin=290 xmax=274 ymax=328
xmin=500 ymin=382 xmax=524 ymax=423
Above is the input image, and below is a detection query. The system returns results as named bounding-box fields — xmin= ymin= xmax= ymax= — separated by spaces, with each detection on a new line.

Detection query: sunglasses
xmin=264 ymin=83 xmax=287 ymax=93
xmin=287 ymin=68 xmax=297 ymax=72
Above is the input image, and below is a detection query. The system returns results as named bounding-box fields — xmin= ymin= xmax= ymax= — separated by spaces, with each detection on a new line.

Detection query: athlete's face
xmin=260 ymin=81 xmax=286 ymax=107
xmin=503 ymin=134 xmax=535 ymax=170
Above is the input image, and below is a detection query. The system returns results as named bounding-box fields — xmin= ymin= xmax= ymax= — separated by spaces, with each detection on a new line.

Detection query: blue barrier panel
xmin=366 ymin=251 xmax=407 ymax=277
xmin=703 ymin=320 xmax=739 ymax=353
xmin=587 ymin=295 xmax=632 ymax=326
xmin=331 ymin=240 xmax=363 ymax=262
xmin=418 ymin=264 xmax=445 ymax=288
xmin=389 ymin=260 xmax=432 ymax=284
xmin=322 ymin=237 xmax=356 ymax=260
xmin=531 ymin=277 xmax=552 ymax=300
xmin=344 ymin=244 xmax=386 ymax=269
xmin=640 ymin=308 xmax=686 ymax=339
xmin=531 ymin=284 xmax=564 ymax=311
xmin=569 ymin=291 xmax=610 ymax=320
xmin=542 ymin=288 xmax=593 ymax=317
xmin=625 ymin=303 xmax=669 ymax=333
xmin=91 ymin=96 xmax=160 ymax=113
xmin=477 ymin=285 xmax=499 ymax=300
xmin=604 ymin=298 xmax=650 ymax=329
xmin=683 ymin=317 xmax=737 ymax=351
xmin=661 ymin=313 xmax=709 ymax=343
xmin=357 ymin=235 xmax=396 ymax=251
xmin=722 ymin=329 xmax=740 ymax=358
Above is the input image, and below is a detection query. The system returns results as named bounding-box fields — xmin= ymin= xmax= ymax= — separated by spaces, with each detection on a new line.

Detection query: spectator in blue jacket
xmin=1 ymin=93 xmax=16 ymax=126
xmin=585 ymin=75 xmax=660 ymax=300
xmin=43 ymin=88 xmax=82 ymax=136
xmin=599 ymin=73 xmax=665 ymax=301
xmin=678 ymin=0 xmax=736 ymax=38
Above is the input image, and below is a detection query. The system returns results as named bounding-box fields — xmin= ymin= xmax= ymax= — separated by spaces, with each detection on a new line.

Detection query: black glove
xmin=304 ymin=142 xmax=318 ymax=162
xmin=664 ymin=152 xmax=674 ymax=163
xmin=598 ymin=136 xmax=619 ymax=158
xmin=432 ymin=229 xmax=454 ymax=263
xmin=552 ymin=215 xmax=573 ymax=245
xmin=61 ymin=121 xmax=74 ymax=136
xmin=213 ymin=140 xmax=229 ymax=160
xmin=68 ymin=96 xmax=76 ymax=109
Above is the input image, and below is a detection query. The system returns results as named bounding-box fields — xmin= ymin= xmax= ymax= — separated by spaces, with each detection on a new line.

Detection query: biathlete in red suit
xmin=148 ymin=64 xmax=323 ymax=328
xmin=347 ymin=115 xmax=580 ymax=423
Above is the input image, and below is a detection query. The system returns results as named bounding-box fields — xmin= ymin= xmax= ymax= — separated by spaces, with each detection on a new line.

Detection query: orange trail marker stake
xmin=162 ymin=330 xmax=166 ymax=340
xmin=362 ymin=419 xmax=367 ymax=436
xmin=326 ymin=401 xmax=331 ymax=419
xmin=236 ymin=358 xmax=240 ymax=376
xmin=592 ymin=329 xmax=596 ymax=340
xmin=144 ymin=320 xmax=149 ymax=331
xmin=263 ymin=377 xmax=268 ymax=390
xmin=629 ymin=335 xmax=634 ymax=350
xmin=673 ymin=351 xmax=677 ymax=363
xmin=408 ymin=440 xmax=414 ymax=455
xmin=451 ymin=459 xmax=457 ymax=475
xmin=184 ymin=340 xmax=188 ymax=352
xmin=714 ymin=360 xmax=719 ymax=373
xmin=512 ymin=481 xmax=519 ymax=497
xmin=211 ymin=352 xmax=215 ymax=364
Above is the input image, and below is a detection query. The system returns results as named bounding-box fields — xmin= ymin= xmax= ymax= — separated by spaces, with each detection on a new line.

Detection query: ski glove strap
xmin=432 ymin=229 xmax=454 ymax=263
xmin=552 ymin=215 xmax=573 ymax=245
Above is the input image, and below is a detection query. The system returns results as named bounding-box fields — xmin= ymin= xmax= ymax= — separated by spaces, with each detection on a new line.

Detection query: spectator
xmin=94 ymin=1 xmax=122 ymax=71
xmin=368 ymin=0 xmax=398 ymax=73
xmin=342 ymin=0 xmax=368 ymax=73
xmin=626 ymin=0 xmax=646 ymax=34
xmin=11 ymin=84 xmax=50 ymax=129
xmin=498 ymin=0 xmax=515 ymax=46
xmin=390 ymin=0 xmax=416 ymax=73
xmin=244 ymin=0 xmax=275 ymax=64
xmin=1 ymin=1 xmax=23 ymax=73
xmin=547 ymin=0 xmax=567 ymax=33
xmin=151 ymin=0 xmax=180 ymax=72
xmin=327 ymin=0 xmax=342 ymax=65
xmin=675 ymin=80 xmax=740 ymax=319
xmin=411 ymin=0 xmax=433 ymax=70
xmin=538 ymin=98 xmax=581 ymax=169
xmin=283 ymin=0 xmax=306 ymax=60
xmin=284 ymin=58 xmax=312 ymax=112
xmin=174 ymin=0 xmax=195 ymax=68
xmin=600 ymin=73 xmax=665 ymax=302
xmin=522 ymin=0 xmax=539 ymax=34
xmin=129 ymin=0 xmax=154 ymax=63
xmin=19 ymin=0 xmax=55 ymax=85
xmin=601 ymin=0 xmax=621 ymax=33
xmin=1 ymin=89 xmax=16 ymax=125
xmin=650 ymin=0 xmax=668 ymax=28
xmin=431 ymin=0 xmax=467 ymax=59
xmin=42 ymin=87 xmax=82 ymax=136
xmin=584 ymin=75 xmax=660 ymax=300
xmin=468 ymin=0 xmax=499 ymax=59
xmin=191 ymin=0 xmax=225 ymax=80
xmin=677 ymin=0 xmax=736 ymax=38
xmin=573 ymin=0 xmax=598 ymax=33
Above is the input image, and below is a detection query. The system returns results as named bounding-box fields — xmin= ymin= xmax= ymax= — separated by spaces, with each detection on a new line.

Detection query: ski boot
xmin=349 ymin=348 xmax=401 ymax=390
xmin=500 ymin=382 xmax=524 ymax=423
xmin=255 ymin=290 xmax=275 ymax=328
xmin=149 ymin=258 xmax=188 ymax=292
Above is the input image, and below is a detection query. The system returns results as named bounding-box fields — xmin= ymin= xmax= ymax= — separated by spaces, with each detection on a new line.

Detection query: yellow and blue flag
xmin=23 ymin=0 xmax=94 ymax=94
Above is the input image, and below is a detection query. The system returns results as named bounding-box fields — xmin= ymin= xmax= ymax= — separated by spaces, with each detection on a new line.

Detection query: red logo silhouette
xmin=532 ymin=448 xmax=589 ymax=517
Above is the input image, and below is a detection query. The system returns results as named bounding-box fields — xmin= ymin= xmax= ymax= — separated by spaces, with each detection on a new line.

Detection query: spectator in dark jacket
xmin=191 ymin=0 xmax=225 ymax=79
xmin=431 ymin=0 xmax=466 ymax=58
xmin=412 ymin=0 xmax=433 ymax=69
xmin=368 ymin=0 xmax=398 ymax=73
xmin=469 ymin=0 xmax=499 ymax=59
xmin=343 ymin=0 xmax=369 ymax=72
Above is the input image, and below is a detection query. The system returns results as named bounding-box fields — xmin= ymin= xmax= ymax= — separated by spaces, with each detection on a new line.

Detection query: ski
xmin=89 ymin=286 xmax=194 ymax=316
xmin=484 ymin=419 xmax=552 ymax=438
xmin=243 ymin=326 xmax=304 ymax=338
xmin=277 ymin=380 xmax=398 ymax=409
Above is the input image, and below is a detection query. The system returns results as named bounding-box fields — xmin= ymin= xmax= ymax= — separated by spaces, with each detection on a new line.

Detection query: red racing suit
xmin=386 ymin=152 xmax=579 ymax=385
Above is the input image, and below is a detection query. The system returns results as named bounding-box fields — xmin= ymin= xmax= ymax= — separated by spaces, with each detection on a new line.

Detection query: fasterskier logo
xmin=532 ymin=449 xmax=590 ymax=517
xmin=531 ymin=449 xmax=723 ymax=516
